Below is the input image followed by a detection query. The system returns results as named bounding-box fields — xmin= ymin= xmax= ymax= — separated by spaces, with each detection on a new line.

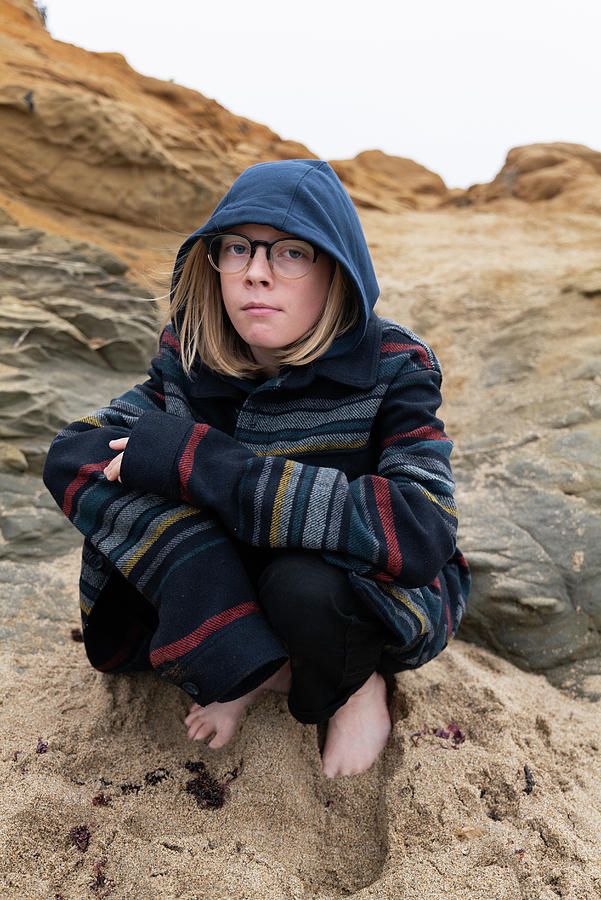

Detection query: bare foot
xmin=321 ymin=672 xmax=391 ymax=778
xmin=184 ymin=662 xmax=291 ymax=749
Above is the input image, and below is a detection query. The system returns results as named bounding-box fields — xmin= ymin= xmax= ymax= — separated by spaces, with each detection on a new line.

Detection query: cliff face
xmin=2 ymin=0 xmax=600 ymax=267
xmin=0 ymin=0 xmax=450 ymax=274
xmin=1 ymin=0 xmax=601 ymax=686
xmin=0 ymin=0 xmax=320 ymax=275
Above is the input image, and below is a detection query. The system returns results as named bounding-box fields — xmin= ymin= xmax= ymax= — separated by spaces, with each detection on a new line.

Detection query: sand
xmin=1 ymin=550 xmax=600 ymax=900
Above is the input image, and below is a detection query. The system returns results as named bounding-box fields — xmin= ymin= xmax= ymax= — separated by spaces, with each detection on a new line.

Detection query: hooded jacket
xmin=173 ymin=159 xmax=378 ymax=359
xmin=43 ymin=159 xmax=470 ymax=685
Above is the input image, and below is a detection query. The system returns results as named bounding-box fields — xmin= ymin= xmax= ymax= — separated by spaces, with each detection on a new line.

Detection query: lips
xmin=242 ymin=302 xmax=280 ymax=316
xmin=242 ymin=302 xmax=277 ymax=310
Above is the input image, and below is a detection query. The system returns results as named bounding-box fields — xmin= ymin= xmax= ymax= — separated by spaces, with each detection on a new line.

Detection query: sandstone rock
xmin=0 ymin=224 xmax=161 ymax=556
xmin=449 ymin=143 xmax=601 ymax=211
xmin=0 ymin=440 xmax=28 ymax=472
xmin=560 ymin=268 xmax=601 ymax=298
xmin=0 ymin=0 xmax=459 ymax=272
xmin=0 ymin=0 xmax=318 ymax=270
xmin=35 ymin=233 xmax=129 ymax=275
xmin=382 ymin=207 xmax=601 ymax=684
xmin=330 ymin=149 xmax=447 ymax=213
xmin=0 ymin=208 xmax=18 ymax=226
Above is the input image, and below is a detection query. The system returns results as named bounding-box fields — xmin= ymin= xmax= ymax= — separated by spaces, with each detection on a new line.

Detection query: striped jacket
xmin=43 ymin=311 xmax=470 ymax=678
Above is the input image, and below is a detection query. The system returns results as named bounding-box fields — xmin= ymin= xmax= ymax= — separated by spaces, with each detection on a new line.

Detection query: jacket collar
xmin=187 ymin=313 xmax=382 ymax=399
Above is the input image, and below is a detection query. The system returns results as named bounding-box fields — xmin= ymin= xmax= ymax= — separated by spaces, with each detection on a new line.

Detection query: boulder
xmin=446 ymin=143 xmax=601 ymax=213
xmin=0 ymin=223 xmax=161 ymax=556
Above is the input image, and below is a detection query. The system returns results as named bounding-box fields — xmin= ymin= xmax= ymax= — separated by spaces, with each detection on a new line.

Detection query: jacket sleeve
xmin=42 ymin=334 xmax=169 ymax=538
xmin=118 ymin=347 xmax=458 ymax=589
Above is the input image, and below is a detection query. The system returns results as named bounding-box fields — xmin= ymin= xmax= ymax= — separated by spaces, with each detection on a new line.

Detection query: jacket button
xmin=87 ymin=551 xmax=106 ymax=570
xmin=181 ymin=682 xmax=200 ymax=697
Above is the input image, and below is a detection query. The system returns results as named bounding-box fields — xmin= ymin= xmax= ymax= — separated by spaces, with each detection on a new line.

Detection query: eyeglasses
xmin=206 ymin=232 xmax=321 ymax=279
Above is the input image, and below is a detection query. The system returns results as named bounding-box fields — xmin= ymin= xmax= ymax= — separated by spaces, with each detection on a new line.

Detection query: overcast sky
xmin=43 ymin=0 xmax=601 ymax=189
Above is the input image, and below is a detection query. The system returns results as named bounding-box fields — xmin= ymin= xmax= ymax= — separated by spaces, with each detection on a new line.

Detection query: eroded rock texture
xmin=368 ymin=205 xmax=601 ymax=690
xmin=445 ymin=143 xmax=601 ymax=214
xmin=0 ymin=222 xmax=159 ymax=559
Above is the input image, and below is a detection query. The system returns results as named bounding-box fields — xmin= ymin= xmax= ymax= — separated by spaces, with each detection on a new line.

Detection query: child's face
xmin=219 ymin=224 xmax=333 ymax=374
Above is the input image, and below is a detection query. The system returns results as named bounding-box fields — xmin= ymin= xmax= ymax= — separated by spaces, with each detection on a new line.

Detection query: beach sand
xmin=1 ymin=551 xmax=600 ymax=899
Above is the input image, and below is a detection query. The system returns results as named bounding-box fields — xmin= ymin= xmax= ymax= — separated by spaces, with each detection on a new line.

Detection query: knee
xmin=257 ymin=551 xmax=355 ymax=637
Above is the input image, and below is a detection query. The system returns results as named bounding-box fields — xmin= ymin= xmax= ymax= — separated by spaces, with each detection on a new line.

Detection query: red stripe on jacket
xmin=371 ymin=476 xmax=403 ymax=576
xmin=63 ymin=459 xmax=111 ymax=518
xmin=159 ymin=329 xmax=181 ymax=356
xmin=382 ymin=425 xmax=449 ymax=449
xmin=149 ymin=600 xmax=260 ymax=667
xmin=178 ymin=424 xmax=210 ymax=503
xmin=381 ymin=341 xmax=432 ymax=368
xmin=445 ymin=601 xmax=453 ymax=640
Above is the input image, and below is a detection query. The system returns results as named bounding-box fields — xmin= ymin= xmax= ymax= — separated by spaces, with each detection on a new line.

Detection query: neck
xmin=250 ymin=346 xmax=280 ymax=378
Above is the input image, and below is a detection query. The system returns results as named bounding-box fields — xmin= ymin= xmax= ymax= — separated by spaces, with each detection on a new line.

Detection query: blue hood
xmin=172 ymin=159 xmax=379 ymax=358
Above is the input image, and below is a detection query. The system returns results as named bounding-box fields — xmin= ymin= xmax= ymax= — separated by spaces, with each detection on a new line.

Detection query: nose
xmin=244 ymin=245 xmax=273 ymax=285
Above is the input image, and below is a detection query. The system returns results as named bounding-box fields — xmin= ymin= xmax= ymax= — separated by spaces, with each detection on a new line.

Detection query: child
xmin=43 ymin=159 xmax=470 ymax=778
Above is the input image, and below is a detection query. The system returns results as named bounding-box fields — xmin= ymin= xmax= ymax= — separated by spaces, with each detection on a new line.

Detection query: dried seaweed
xmin=120 ymin=783 xmax=141 ymax=795
xmin=184 ymin=760 xmax=206 ymax=773
xmin=185 ymin=769 xmax=227 ymax=808
xmin=90 ymin=857 xmax=116 ymax=895
xmin=144 ymin=767 xmax=170 ymax=786
xmin=71 ymin=627 xmax=84 ymax=642
xmin=70 ymin=824 xmax=91 ymax=851
xmin=92 ymin=792 xmax=111 ymax=807
xmin=222 ymin=765 xmax=241 ymax=785
xmin=91 ymin=858 xmax=107 ymax=889
xmin=410 ymin=723 xmax=466 ymax=749
xmin=36 ymin=737 xmax=48 ymax=754
xmin=523 ymin=765 xmax=535 ymax=794
xmin=447 ymin=723 xmax=466 ymax=745
xmin=184 ymin=758 xmax=242 ymax=808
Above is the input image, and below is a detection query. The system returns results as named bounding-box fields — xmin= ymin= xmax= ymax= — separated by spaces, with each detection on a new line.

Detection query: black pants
xmin=238 ymin=547 xmax=389 ymax=723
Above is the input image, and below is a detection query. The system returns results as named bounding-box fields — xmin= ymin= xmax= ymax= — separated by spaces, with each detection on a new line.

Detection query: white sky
xmin=43 ymin=0 xmax=601 ymax=189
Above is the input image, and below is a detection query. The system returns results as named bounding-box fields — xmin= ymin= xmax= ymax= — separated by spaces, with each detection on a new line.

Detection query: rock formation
xmin=363 ymin=204 xmax=601 ymax=692
xmin=329 ymin=150 xmax=448 ymax=213
xmin=0 ymin=216 xmax=161 ymax=559
xmin=445 ymin=143 xmax=601 ymax=213
xmin=0 ymin=0 xmax=600 ymax=691
xmin=0 ymin=0 xmax=446 ymax=277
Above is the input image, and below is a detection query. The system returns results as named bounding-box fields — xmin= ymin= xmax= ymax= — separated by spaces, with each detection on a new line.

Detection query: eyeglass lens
xmin=209 ymin=235 xmax=315 ymax=278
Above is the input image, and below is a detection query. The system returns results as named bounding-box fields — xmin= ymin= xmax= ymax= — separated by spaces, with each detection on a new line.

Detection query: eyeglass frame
xmin=203 ymin=232 xmax=322 ymax=279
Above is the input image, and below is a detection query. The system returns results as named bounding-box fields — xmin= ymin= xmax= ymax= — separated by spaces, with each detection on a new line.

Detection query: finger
xmin=108 ymin=437 xmax=129 ymax=449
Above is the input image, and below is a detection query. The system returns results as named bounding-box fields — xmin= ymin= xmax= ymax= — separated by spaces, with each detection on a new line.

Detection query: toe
xmin=208 ymin=719 xmax=237 ymax=749
xmin=185 ymin=704 xmax=204 ymax=725
xmin=188 ymin=721 xmax=214 ymax=742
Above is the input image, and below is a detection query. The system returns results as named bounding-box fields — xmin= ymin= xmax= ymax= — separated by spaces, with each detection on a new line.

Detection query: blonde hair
xmin=163 ymin=238 xmax=359 ymax=378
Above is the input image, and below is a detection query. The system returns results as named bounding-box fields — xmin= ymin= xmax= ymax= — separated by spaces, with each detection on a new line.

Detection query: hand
xmin=104 ymin=437 xmax=129 ymax=482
